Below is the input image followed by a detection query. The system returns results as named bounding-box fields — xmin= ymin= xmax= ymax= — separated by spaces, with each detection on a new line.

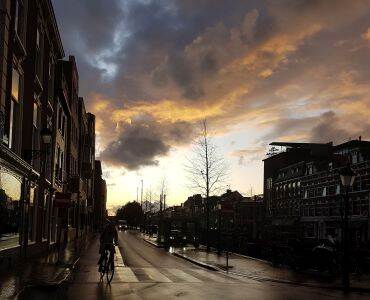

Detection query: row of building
xmin=149 ymin=138 xmax=370 ymax=252
xmin=0 ymin=0 xmax=107 ymax=259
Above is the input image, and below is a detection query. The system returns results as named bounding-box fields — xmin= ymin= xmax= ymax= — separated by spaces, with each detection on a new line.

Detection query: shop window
xmin=0 ymin=167 xmax=22 ymax=250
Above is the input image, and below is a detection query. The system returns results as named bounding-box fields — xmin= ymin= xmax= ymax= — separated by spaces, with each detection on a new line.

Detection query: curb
xmin=142 ymin=237 xmax=165 ymax=248
xmin=172 ymin=252 xmax=219 ymax=271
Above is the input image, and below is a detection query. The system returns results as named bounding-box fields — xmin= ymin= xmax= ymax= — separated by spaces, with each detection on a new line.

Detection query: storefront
xmin=0 ymin=146 xmax=38 ymax=258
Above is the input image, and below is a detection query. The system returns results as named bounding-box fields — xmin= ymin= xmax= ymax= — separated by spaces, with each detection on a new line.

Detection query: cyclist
xmin=98 ymin=220 xmax=118 ymax=272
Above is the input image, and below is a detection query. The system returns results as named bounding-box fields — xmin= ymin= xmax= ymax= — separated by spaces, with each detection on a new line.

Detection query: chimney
xmin=359 ymin=136 xmax=362 ymax=141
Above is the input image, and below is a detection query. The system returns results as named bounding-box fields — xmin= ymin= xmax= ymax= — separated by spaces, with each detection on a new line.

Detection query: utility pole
xmin=141 ymin=179 xmax=143 ymax=208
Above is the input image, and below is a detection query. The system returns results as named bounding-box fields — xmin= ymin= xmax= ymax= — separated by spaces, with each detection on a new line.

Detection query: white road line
xmin=115 ymin=246 xmax=125 ymax=266
xmin=142 ymin=268 xmax=172 ymax=282
xmin=165 ymin=268 xmax=202 ymax=282
xmin=115 ymin=267 xmax=139 ymax=282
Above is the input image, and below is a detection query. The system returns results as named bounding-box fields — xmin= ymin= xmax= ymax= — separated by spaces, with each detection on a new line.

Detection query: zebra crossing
xmin=75 ymin=266 xmax=245 ymax=283
xmin=75 ymin=246 xmax=248 ymax=284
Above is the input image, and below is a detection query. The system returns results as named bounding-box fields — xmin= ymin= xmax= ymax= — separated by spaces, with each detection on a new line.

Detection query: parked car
xmin=169 ymin=229 xmax=187 ymax=245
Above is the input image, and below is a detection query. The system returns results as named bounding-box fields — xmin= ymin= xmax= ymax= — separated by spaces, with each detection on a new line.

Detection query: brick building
xmin=0 ymin=0 xmax=102 ymax=260
xmin=264 ymin=139 xmax=370 ymax=244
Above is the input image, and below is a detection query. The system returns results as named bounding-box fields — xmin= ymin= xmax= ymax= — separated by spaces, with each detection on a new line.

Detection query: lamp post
xmin=339 ymin=163 xmax=356 ymax=292
xmin=217 ymin=203 xmax=222 ymax=255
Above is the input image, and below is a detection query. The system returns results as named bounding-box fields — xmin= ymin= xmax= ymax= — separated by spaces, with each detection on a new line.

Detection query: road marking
xmin=115 ymin=246 xmax=125 ymax=266
xmin=142 ymin=268 xmax=172 ymax=282
xmin=115 ymin=267 xmax=139 ymax=282
xmin=164 ymin=268 xmax=202 ymax=282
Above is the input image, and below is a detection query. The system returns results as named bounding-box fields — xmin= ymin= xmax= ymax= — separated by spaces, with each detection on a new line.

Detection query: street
xmin=16 ymin=230 xmax=369 ymax=300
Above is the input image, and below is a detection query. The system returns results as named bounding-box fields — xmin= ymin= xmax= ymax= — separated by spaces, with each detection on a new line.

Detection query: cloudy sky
xmin=53 ymin=0 xmax=370 ymax=212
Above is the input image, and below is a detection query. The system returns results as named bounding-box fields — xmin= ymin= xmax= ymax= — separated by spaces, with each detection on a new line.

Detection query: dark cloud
xmin=100 ymin=114 xmax=194 ymax=170
xmin=310 ymin=111 xmax=370 ymax=144
xmin=53 ymin=0 xmax=370 ymax=170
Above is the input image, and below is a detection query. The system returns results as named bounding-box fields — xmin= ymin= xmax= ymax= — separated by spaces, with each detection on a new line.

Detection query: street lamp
xmin=24 ymin=127 xmax=52 ymax=159
xmin=339 ymin=163 xmax=356 ymax=292
xmin=41 ymin=127 xmax=53 ymax=145
xmin=217 ymin=203 xmax=222 ymax=255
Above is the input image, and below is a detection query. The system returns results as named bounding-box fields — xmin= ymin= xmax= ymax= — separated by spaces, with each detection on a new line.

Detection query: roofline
xmin=269 ymin=142 xmax=332 ymax=147
xmin=45 ymin=0 xmax=65 ymax=58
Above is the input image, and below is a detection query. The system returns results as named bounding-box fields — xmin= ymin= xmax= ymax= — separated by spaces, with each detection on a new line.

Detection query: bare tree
xmin=158 ymin=176 xmax=168 ymax=211
xmin=184 ymin=120 xmax=229 ymax=251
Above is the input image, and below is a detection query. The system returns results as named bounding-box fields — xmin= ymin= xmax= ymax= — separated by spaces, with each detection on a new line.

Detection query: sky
xmin=53 ymin=0 xmax=370 ymax=213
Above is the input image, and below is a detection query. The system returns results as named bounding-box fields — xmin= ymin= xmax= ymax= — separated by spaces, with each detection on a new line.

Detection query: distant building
xmin=94 ymin=160 xmax=107 ymax=229
xmin=263 ymin=139 xmax=370 ymax=243
xmin=234 ymin=195 xmax=264 ymax=241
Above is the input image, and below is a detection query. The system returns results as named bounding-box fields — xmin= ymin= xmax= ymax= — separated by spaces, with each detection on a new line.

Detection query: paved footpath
xmin=0 ymin=233 xmax=94 ymax=299
xmin=173 ymin=246 xmax=370 ymax=292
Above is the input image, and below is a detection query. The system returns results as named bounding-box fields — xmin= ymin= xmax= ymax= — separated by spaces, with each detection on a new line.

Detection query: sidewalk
xmin=0 ymin=232 xmax=96 ymax=299
xmin=174 ymin=247 xmax=370 ymax=292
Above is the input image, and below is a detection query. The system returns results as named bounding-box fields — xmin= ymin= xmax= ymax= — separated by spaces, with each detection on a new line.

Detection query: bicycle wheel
xmin=106 ymin=253 xmax=114 ymax=283
xmin=99 ymin=255 xmax=107 ymax=280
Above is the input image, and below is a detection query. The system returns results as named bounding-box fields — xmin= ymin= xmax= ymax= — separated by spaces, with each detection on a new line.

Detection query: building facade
xmin=0 ymin=0 xmax=101 ymax=260
xmin=94 ymin=160 xmax=107 ymax=230
xmin=264 ymin=139 xmax=370 ymax=244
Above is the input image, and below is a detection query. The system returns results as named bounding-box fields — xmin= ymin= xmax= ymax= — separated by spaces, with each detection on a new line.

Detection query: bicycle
xmin=99 ymin=244 xmax=115 ymax=283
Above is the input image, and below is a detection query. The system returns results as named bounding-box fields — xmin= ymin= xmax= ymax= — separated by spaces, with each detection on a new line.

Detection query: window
xmin=14 ymin=0 xmax=23 ymax=35
xmin=35 ymin=26 xmax=43 ymax=81
xmin=36 ymin=27 xmax=40 ymax=48
xmin=336 ymin=185 xmax=340 ymax=195
xmin=11 ymin=68 xmax=20 ymax=101
xmin=323 ymin=187 xmax=327 ymax=197
xmin=33 ymin=102 xmax=38 ymax=128
xmin=0 ymin=167 xmax=23 ymax=250
xmin=307 ymin=163 xmax=313 ymax=175
xmin=266 ymin=178 xmax=272 ymax=189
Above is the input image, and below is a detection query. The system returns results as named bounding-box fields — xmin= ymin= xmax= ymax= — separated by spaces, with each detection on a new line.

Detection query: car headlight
xmin=170 ymin=236 xmax=174 ymax=239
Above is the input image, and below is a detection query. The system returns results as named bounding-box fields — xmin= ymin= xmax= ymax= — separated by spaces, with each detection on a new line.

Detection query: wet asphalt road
xmin=18 ymin=230 xmax=370 ymax=300
xmin=117 ymin=230 xmax=199 ymax=269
